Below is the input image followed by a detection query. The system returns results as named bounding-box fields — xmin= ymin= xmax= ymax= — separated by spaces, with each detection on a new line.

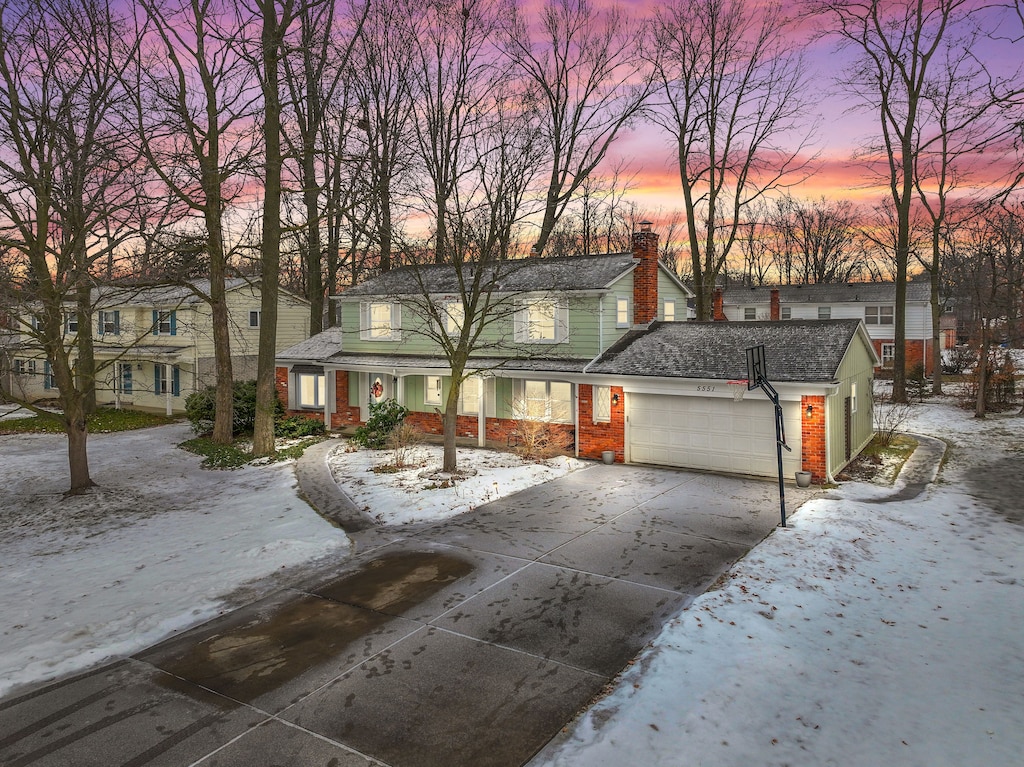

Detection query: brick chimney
xmin=770 ymin=288 xmax=780 ymax=321
xmin=713 ymin=289 xmax=726 ymax=321
xmin=632 ymin=221 xmax=659 ymax=325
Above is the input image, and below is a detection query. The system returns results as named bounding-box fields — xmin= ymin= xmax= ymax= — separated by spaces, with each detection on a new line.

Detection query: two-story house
xmin=717 ymin=281 xmax=942 ymax=374
xmin=277 ymin=226 xmax=878 ymax=483
xmin=6 ymin=279 xmax=310 ymax=414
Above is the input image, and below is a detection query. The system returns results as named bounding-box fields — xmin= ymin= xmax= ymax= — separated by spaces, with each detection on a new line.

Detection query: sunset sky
xmin=587 ymin=0 xmax=1024 ymax=218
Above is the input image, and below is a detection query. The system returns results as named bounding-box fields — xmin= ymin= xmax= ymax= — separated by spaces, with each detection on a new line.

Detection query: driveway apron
xmin=0 ymin=463 xmax=821 ymax=767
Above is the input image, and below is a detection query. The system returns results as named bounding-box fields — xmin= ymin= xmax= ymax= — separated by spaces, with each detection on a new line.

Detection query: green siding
xmin=827 ymin=333 xmax=877 ymax=477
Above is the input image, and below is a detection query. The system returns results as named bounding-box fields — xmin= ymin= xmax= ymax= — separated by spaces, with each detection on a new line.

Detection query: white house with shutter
xmin=4 ymin=279 xmax=309 ymax=414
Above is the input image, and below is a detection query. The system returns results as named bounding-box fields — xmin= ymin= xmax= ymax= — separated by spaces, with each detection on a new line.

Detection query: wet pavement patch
xmin=312 ymin=550 xmax=474 ymax=615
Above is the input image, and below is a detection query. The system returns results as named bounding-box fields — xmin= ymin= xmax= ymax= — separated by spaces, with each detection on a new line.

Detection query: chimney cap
xmin=639 ymin=220 xmax=653 ymax=233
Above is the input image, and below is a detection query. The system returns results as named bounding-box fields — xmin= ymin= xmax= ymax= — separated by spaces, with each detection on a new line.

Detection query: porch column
xmin=477 ymin=375 xmax=486 ymax=448
xmin=164 ymin=363 xmax=172 ymax=416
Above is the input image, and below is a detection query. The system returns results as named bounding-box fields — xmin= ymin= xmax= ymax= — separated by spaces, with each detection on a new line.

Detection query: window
xmin=441 ymin=301 xmax=464 ymax=336
xmin=457 ymin=377 xmax=496 ymax=416
xmin=865 ymin=305 xmax=894 ymax=325
xmin=298 ymin=373 xmax=326 ymax=408
xmin=663 ymin=300 xmax=676 ymax=322
xmin=14 ymin=359 xmax=33 ymax=375
xmin=97 ymin=310 xmax=120 ymax=336
xmin=361 ymin=302 xmax=400 ymax=340
xmin=616 ymin=296 xmax=630 ymax=327
xmin=43 ymin=361 xmax=54 ymax=389
xmin=781 ymin=306 xmax=791 ymax=320
xmin=517 ymin=380 xmax=572 ymax=423
xmin=249 ymin=310 xmax=260 ymax=328
xmin=817 ymin=306 xmax=831 ymax=320
xmin=116 ymin=362 xmax=133 ymax=394
xmin=154 ymin=364 xmax=180 ymax=396
xmin=744 ymin=307 xmax=756 ymax=321
xmin=881 ymin=343 xmax=895 ymax=367
xmin=64 ymin=312 xmax=78 ymax=334
xmin=424 ymin=375 xmax=442 ymax=406
xmin=593 ymin=385 xmax=611 ymax=422
xmin=850 ymin=382 xmax=858 ymax=414
xmin=153 ymin=310 xmax=177 ymax=336
xmin=516 ymin=298 xmax=567 ymax=343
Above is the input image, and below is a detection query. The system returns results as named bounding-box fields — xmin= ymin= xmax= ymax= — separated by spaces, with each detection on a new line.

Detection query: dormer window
xmin=616 ymin=296 xmax=630 ymax=327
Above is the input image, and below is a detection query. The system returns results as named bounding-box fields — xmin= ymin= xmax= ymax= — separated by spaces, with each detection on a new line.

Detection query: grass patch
xmin=0 ymin=407 xmax=177 ymax=434
xmin=841 ymin=434 xmax=917 ymax=484
xmin=179 ymin=435 xmax=325 ymax=469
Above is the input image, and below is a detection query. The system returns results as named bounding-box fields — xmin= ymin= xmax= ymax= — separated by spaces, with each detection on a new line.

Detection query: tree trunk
xmin=929 ymin=263 xmax=943 ymax=395
xmin=975 ymin=318 xmax=989 ymax=419
xmin=65 ymin=398 xmax=94 ymax=494
xmin=252 ymin=0 xmax=287 ymax=458
xmin=442 ymin=383 xmax=459 ymax=473
xmin=208 ymin=214 xmax=234 ymax=445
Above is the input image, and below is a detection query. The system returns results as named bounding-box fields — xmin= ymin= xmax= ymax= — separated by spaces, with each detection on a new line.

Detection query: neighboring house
xmin=7 ymin=279 xmax=309 ymax=414
xmin=277 ymin=227 xmax=877 ymax=482
xmin=717 ymin=281 xmax=946 ymax=375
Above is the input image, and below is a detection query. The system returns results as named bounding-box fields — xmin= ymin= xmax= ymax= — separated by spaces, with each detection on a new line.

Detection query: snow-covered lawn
xmin=0 ymin=424 xmax=585 ymax=699
xmin=328 ymin=443 xmax=586 ymax=525
xmin=534 ymin=396 xmax=1024 ymax=767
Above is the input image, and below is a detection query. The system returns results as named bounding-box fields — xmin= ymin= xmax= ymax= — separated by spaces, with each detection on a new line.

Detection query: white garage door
xmin=626 ymin=393 xmax=802 ymax=478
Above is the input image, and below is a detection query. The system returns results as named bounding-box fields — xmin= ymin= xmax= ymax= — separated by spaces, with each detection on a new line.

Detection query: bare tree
xmin=133 ymin=0 xmax=261 ymax=444
xmin=809 ymin=0 xmax=1022 ymax=402
xmin=650 ymin=0 xmax=815 ymax=321
xmin=0 ymin=0 xmax=143 ymax=492
xmin=503 ymin=0 xmax=654 ymax=256
xmin=763 ymin=194 xmax=864 ymax=284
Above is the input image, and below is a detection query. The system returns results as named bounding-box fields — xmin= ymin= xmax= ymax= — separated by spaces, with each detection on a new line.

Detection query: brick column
xmin=800 ymin=395 xmax=827 ymax=482
xmin=632 ymin=222 xmax=659 ymax=325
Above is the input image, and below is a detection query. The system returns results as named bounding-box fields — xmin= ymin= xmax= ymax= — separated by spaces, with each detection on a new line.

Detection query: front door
xmin=363 ymin=372 xmax=393 ymax=421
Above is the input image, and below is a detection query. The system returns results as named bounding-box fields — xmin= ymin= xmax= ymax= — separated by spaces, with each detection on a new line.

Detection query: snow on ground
xmin=0 ymin=422 xmax=585 ymax=699
xmin=535 ymin=395 xmax=1024 ymax=767
xmin=0 ymin=423 xmax=352 ymax=698
xmin=328 ymin=443 xmax=586 ymax=525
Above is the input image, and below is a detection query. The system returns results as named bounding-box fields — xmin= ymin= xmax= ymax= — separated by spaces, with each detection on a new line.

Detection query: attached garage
xmin=626 ymin=392 xmax=801 ymax=478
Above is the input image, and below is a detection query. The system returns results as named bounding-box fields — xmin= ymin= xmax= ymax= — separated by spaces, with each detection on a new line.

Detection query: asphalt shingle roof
xmin=337 ymin=253 xmax=637 ymax=298
xmin=722 ymin=282 xmax=932 ymax=305
xmin=587 ymin=320 xmax=864 ymax=382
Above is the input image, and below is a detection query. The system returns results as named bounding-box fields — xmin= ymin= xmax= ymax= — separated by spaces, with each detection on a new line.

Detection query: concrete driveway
xmin=0 ymin=462 xmax=819 ymax=767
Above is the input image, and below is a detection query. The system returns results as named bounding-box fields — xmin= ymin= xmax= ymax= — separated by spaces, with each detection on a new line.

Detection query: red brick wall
xmin=632 ymin=229 xmax=659 ymax=325
xmin=577 ymin=384 xmax=625 ymax=462
xmin=331 ymin=370 xmax=363 ymax=428
xmin=404 ymin=410 xmax=576 ymax=448
xmin=800 ymin=395 xmax=826 ymax=482
xmin=713 ymin=289 xmax=726 ymax=321
xmin=275 ymin=366 xmax=289 ymax=403
xmin=770 ymin=289 xmax=780 ymax=321
xmin=871 ymin=339 xmax=931 ymax=375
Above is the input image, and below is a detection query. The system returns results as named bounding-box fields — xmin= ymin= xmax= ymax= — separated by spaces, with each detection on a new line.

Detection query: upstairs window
xmin=663 ymin=300 xmax=676 ymax=322
xmin=865 ymin=305 xmax=893 ymax=325
xmin=616 ymin=296 xmax=630 ymax=327
xmin=516 ymin=298 xmax=567 ymax=344
xmin=744 ymin=307 xmax=756 ymax=321
xmin=817 ymin=306 xmax=831 ymax=320
xmin=360 ymin=302 xmax=401 ymax=341
xmin=98 ymin=310 xmax=120 ymax=336
xmin=441 ymin=301 xmax=464 ymax=336
xmin=249 ymin=310 xmax=260 ymax=328
xmin=781 ymin=306 xmax=791 ymax=320
xmin=64 ymin=312 xmax=78 ymax=334
xmin=153 ymin=310 xmax=177 ymax=336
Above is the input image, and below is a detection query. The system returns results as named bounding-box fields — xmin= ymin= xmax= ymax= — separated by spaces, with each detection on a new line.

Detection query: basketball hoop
xmin=727 ymin=380 xmax=748 ymax=402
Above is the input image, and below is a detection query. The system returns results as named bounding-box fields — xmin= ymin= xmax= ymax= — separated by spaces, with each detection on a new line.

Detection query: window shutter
xmin=172 ymin=366 xmax=180 ymax=396
xmin=113 ymin=311 xmax=120 ymax=335
xmin=485 ymin=377 xmax=496 ymax=418
xmin=44 ymin=361 xmax=52 ymax=390
xmin=359 ymin=302 xmax=369 ymax=340
xmin=97 ymin=313 xmax=104 ymax=335
xmin=392 ymin=303 xmax=401 ymax=340
xmin=556 ymin=302 xmax=569 ymax=343
xmin=152 ymin=309 xmax=159 ymax=335
xmin=154 ymin=364 xmax=162 ymax=394
xmin=169 ymin=311 xmax=177 ymax=335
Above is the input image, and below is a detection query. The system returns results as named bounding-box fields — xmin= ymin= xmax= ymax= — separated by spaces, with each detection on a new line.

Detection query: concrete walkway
xmin=1 ymin=444 xmax=885 ymax=767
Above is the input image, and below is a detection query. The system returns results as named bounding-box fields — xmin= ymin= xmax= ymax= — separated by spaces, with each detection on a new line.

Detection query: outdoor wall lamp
xmin=805 ymin=404 xmax=814 ymax=418
xmin=612 ymin=393 xmax=620 ymax=406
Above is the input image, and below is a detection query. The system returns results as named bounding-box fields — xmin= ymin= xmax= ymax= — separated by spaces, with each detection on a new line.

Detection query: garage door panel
xmin=627 ymin=393 xmax=801 ymax=478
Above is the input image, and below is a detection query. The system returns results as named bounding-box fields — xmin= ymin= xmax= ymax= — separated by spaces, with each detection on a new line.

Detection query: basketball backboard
xmin=745 ymin=344 xmax=767 ymax=389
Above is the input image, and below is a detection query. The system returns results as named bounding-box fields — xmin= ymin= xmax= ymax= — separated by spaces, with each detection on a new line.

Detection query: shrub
xmin=351 ymin=398 xmax=407 ymax=449
xmin=185 ymin=379 xmax=285 ymax=435
xmin=386 ymin=422 xmax=424 ymax=467
xmin=873 ymin=380 xmax=913 ymax=447
xmin=275 ymin=414 xmax=326 ymax=438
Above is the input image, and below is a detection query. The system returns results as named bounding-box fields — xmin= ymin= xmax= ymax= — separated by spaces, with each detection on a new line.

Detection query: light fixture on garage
xmin=611 ymin=393 xmax=620 ymax=406
xmin=805 ymin=403 xmax=814 ymax=418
